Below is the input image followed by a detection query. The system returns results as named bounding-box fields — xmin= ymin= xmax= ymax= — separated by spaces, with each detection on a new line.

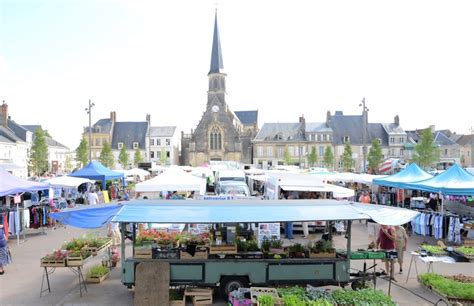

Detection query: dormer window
xmin=133 ymin=142 xmax=139 ymax=149
xmin=343 ymin=136 xmax=350 ymax=143
xmin=118 ymin=143 xmax=123 ymax=149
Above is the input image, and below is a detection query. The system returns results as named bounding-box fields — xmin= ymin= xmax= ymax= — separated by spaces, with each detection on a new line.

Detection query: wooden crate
xmin=180 ymin=250 xmax=208 ymax=260
xmin=169 ymin=300 xmax=185 ymax=306
xmin=250 ymin=287 xmax=279 ymax=304
xmin=86 ymin=271 xmax=110 ymax=283
xmin=40 ymin=257 xmax=66 ymax=267
xmin=309 ymin=251 xmax=336 ymax=258
xmin=463 ymin=239 xmax=474 ymax=247
xmin=83 ymin=239 xmax=112 ymax=256
xmin=66 ymin=255 xmax=84 ymax=267
xmin=209 ymin=244 xmax=237 ymax=254
xmin=185 ymin=288 xmax=213 ymax=306
xmin=135 ymin=248 xmax=153 ymax=259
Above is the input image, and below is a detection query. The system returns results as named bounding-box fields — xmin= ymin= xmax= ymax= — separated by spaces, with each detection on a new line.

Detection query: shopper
xmin=88 ymin=189 xmax=99 ymax=205
xmin=0 ymin=221 xmax=12 ymax=275
xmin=376 ymin=224 xmax=396 ymax=277
xmin=394 ymin=225 xmax=408 ymax=274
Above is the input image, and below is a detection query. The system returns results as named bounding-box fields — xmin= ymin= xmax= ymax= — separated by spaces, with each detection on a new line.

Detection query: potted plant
xmin=86 ymin=264 xmax=110 ymax=283
xmin=269 ymin=239 xmax=285 ymax=254
xmin=309 ymin=239 xmax=336 ymax=258
xmin=169 ymin=288 xmax=185 ymax=306
xmin=288 ymin=243 xmax=307 ymax=258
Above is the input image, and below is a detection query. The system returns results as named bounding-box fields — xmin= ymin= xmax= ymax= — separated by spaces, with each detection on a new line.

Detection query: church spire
xmin=209 ymin=11 xmax=224 ymax=75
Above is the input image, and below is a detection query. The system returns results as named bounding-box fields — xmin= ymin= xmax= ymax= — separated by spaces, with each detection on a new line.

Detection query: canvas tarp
xmin=50 ymin=200 xmax=420 ymax=227
xmin=70 ymin=161 xmax=124 ymax=189
xmin=403 ymin=164 xmax=474 ymax=196
xmin=135 ymin=167 xmax=206 ymax=194
xmin=372 ymin=163 xmax=433 ymax=189
xmin=0 ymin=167 xmax=49 ymax=197
xmin=49 ymin=204 xmax=123 ymax=228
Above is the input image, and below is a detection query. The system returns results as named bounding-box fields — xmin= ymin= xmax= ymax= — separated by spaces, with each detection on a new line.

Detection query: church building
xmin=181 ymin=13 xmax=258 ymax=166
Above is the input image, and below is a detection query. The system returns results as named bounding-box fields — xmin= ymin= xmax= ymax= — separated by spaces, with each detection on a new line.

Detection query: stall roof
xmin=50 ymin=204 xmax=122 ymax=228
xmin=0 ymin=167 xmax=49 ymax=196
xmin=372 ymin=163 xmax=433 ymax=188
xmin=135 ymin=166 xmax=206 ymax=194
xmin=45 ymin=176 xmax=94 ymax=188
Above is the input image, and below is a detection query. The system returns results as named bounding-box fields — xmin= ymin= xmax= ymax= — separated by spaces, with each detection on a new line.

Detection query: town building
xmin=147 ymin=126 xmax=179 ymax=166
xmin=180 ymin=13 xmax=258 ymax=167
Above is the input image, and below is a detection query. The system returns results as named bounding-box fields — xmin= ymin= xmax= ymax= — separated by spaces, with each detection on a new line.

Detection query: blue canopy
xmin=50 ymin=204 xmax=123 ymax=228
xmin=0 ymin=167 xmax=50 ymax=197
xmin=50 ymin=200 xmax=420 ymax=226
xmin=373 ymin=163 xmax=433 ymax=189
xmin=403 ymin=164 xmax=474 ymax=196
xmin=70 ymin=161 xmax=124 ymax=189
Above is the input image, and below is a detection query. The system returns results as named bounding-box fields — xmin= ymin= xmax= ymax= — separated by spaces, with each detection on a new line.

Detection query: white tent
xmin=135 ymin=167 xmax=206 ymax=194
xmin=123 ymin=168 xmax=150 ymax=177
xmin=45 ymin=176 xmax=94 ymax=188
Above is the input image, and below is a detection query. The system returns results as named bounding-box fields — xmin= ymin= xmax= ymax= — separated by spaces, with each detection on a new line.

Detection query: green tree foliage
xmin=342 ymin=143 xmax=354 ymax=172
xmin=283 ymin=147 xmax=292 ymax=165
xmin=99 ymin=141 xmax=115 ymax=168
xmin=368 ymin=139 xmax=383 ymax=174
xmin=323 ymin=146 xmax=334 ymax=169
xmin=307 ymin=146 xmax=317 ymax=167
xmin=30 ymin=128 xmax=49 ymax=175
xmin=160 ymin=148 xmax=168 ymax=165
xmin=118 ymin=144 xmax=129 ymax=169
xmin=64 ymin=155 xmax=74 ymax=173
xmin=412 ymin=128 xmax=440 ymax=169
xmin=134 ymin=149 xmax=143 ymax=166
xmin=76 ymin=138 xmax=89 ymax=167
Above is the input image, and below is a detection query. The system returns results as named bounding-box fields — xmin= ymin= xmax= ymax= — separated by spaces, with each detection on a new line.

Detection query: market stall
xmin=69 ymin=161 xmax=124 ymax=190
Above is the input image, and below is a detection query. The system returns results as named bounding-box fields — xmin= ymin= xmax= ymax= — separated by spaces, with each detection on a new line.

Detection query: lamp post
xmin=85 ymin=99 xmax=95 ymax=163
xmin=359 ymin=98 xmax=369 ymax=173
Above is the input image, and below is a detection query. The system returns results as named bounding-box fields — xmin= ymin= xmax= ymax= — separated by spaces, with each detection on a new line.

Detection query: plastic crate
xmin=367 ymin=252 xmax=386 ymax=259
xmin=350 ymin=252 xmax=367 ymax=260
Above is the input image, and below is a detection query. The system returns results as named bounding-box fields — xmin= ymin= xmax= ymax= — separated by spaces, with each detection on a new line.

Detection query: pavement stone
xmin=1 ymin=220 xmax=472 ymax=305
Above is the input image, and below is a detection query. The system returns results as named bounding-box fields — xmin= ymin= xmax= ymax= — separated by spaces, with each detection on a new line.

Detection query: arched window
xmin=209 ymin=126 xmax=222 ymax=150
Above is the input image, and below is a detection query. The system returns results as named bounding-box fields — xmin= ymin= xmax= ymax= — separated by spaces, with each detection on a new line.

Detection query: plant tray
xmin=86 ymin=271 xmax=110 ymax=283
xmin=417 ymin=276 xmax=474 ymax=303
xmin=367 ymin=251 xmax=386 ymax=259
xmin=209 ymin=244 xmax=237 ymax=254
xmin=350 ymin=252 xmax=367 ymax=260
xmin=250 ymin=287 xmax=279 ymax=304
xmin=180 ymin=250 xmax=208 ymax=260
xmin=152 ymin=248 xmax=180 ymax=259
xmin=66 ymin=256 xmax=84 ymax=267
xmin=83 ymin=239 xmax=112 ymax=256
xmin=309 ymin=251 xmax=337 ymax=258
xmin=40 ymin=257 xmax=66 ymax=267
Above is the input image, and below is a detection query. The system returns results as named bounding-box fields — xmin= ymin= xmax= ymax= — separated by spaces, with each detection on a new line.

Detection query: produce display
xmin=42 ymin=250 xmax=69 ymax=261
xmin=418 ymin=273 xmax=474 ymax=301
xmin=420 ymin=244 xmax=447 ymax=255
xmin=250 ymin=286 xmax=396 ymax=306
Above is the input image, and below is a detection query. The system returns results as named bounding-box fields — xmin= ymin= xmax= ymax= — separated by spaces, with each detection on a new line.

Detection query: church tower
xmin=181 ymin=12 xmax=258 ymax=167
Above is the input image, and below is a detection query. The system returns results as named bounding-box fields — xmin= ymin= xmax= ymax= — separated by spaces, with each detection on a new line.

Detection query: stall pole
xmin=346 ymin=220 xmax=352 ymax=270
xmin=120 ymin=222 xmax=126 ymax=268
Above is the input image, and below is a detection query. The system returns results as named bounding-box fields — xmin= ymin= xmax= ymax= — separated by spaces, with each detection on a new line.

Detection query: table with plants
xmin=39 ymin=236 xmax=112 ymax=297
xmin=418 ymin=273 xmax=474 ymax=305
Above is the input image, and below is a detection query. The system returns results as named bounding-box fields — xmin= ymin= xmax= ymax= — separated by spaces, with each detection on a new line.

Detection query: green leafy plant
xmin=332 ymin=288 xmax=395 ymax=305
xmin=261 ymin=238 xmax=272 ymax=252
xmin=169 ymin=288 xmax=184 ymax=301
xmin=419 ymin=273 xmax=474 ymax=300
xmin=86 ymin=264 xmax=109 ymax=278
xmin=283 ymin=294 xmax=306 ymax=306
xmin=420 ymin=244 xmax=447 ymax=255
xmin=257 ymin=294 xmax=275 ymax=306
xmin=289 ymin=243 xmax=306 ymax=253
xmin=270 ymin=239 xmax=283 ymax=249
xmin=246 ymin=240 xmax=260 ymax=252
xmin=310 ymin=240 xmax=334 ymax=253
xmin=456 ymin=246 xmax=474 ymax=256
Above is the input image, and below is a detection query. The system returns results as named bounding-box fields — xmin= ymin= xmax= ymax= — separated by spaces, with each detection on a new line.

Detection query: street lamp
xmin=85 ymin=99 xmax=95 ymax=163
xmin=359 ymin=98 xmax=369 ymax=173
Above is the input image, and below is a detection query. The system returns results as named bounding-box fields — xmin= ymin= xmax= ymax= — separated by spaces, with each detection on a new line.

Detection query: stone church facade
xmin=181 ymin=13 xmax=258 ymax=166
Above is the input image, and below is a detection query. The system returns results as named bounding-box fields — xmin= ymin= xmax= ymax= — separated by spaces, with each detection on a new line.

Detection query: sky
xmin=1 ymin=0 xmax=474 ymax=150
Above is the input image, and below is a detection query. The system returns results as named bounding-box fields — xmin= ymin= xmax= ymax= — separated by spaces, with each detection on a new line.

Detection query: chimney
xmin=0 ymin=101 xmax=8 ymax=127
xmin=299 ymin=115 xmax=306 ymax=134
xmin=394 ymin=115 xmax=399 ymax=126
xmin=146 ymin=113 xmax=151 ymax=124
xmin=326 ymin=110 xmax=331 ymax=124
xmin=110 ymin=111 xmax=116 ymax=123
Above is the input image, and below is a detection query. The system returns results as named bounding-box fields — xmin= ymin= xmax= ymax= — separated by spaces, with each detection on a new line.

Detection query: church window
xmin=209 ymin=126 xmax=222 ymax=150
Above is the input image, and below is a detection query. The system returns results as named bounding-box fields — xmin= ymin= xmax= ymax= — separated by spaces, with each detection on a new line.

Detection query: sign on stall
xmin=257 ymin=223 xmax=280 ymax=247
xmin=188 ymin=224 xmax=211 ymax=234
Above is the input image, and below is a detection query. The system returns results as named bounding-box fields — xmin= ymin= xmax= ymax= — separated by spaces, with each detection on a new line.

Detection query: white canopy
xmin=111 ymin=199 xmax=419 ymax=226
xmin=268 ymin=172 xmax=355 ymax=198
xmin=135 ymin=166 xmax=206 ymax=194
xmin=122 ymin=168 xmax=150 ymax=177
xmin=45 ymin=176 xmax=94 ymax=188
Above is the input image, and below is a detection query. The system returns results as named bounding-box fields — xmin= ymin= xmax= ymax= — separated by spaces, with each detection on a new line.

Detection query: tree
xmin=30 ymin=128 xmax=49 ymax=175
xmin=307 ymin=146 xmax=317 ymax=167
xmin=160 ymin=148 xmax=168 ymax=165
xmin=64 ymin=155 xmax=74 ymax=173
xmin=323 ymin=146 xmax=334 ymax=169
xmin=341 ymin=143 xmax=354 ymax=172
xmin=283 ymin=147 xmax=292 ymax=165
xmin=118 ymin=145 xmax=130 ymax=169
xmin=76 ymin=138 xmax=89 ymax=168
xmin=367 ymin=139 xmax=383 ymax=174
xmin=412 ymin=128 xmax=440 ymax=169
xmin=134 ymin=149 xmax=143 ymax=166
xmin=99 ymin=141 xmax=115 ymax=168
